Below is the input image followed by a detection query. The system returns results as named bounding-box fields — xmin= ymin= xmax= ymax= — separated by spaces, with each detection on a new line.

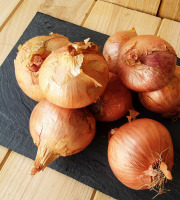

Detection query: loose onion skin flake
xmin=108 ymin=118 xmax=174 ymax=193
xmin=118 ymin=35 xmax=177 ymax=92
xmin=39 ymin=40 xmax=109 ymax=108
xmin=103 ymin=29 xmax=137 ymax=74
xmin=30 ymin=100 xmax=96 ymax=175
xmin=139 ymin=66 xmax=180 ymax=117
xmin=14 ymin=33 xmax=70 ymax=101
xmin=90 ymin=73 xmax=132 ymax=121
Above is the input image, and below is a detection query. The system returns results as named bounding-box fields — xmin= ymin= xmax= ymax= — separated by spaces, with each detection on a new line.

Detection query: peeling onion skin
xmin=30 ymin=99 xmax=96 ymax=175
xmin=139 ymin=66 xmax=180 ymax=117
xmin=14 ymin=33 xmax=70 ymax=101
xmin=103 ymin=29 xmax=137 ymax=74
xmin=89 ymin=72 xmax=132 ymax=121
xmin=108 ymin=118 xmax=174 ymax=190
xmin=118 ymin=35 xmax=177 ymax=92
xmin=39 ymin=42 xmax=109 ymax=108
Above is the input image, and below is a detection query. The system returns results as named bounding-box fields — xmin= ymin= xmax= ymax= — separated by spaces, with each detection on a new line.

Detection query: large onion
xmin=39 ymin=40 xmax=109 ymax=108
xmin=90 ymin=72 xmax=132 ymax=121
xmin=108 ymin=118 xmax=174 ymax=192
xmin=14 ymin=33 xmax=70 ymax=101
xmin=118 ymin=35 xmax=177 ymax=92
xmin=30 ymin=99 xmax=96 ymax=175
xmin=103 ymin=29 xmax=137 ymax=74
xmin=139 ymin=66 xmax=180 ymax=117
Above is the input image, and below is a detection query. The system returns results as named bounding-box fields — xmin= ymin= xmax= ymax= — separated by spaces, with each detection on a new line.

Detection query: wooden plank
xmin=84 ymin=1 xmax=162 ymax=36
xmin=100 ymin=0 xmax=161 ymax=15
xmin=0 ymin=146 xmax=9 ymax=164
xmin=157 ymin=19 xmax=180 ymax=57
xmin=158 ymin=0 xmax=180 ymax=22
xmin=0 ymin=0 xmax=22 ymax=28
xmin=93 ymin=191 xmax=115 ymax=200
xmin=0 ymin=151 xmax=94 ymax=200
xmin=38 ymin=0 xmax=95 ymax=25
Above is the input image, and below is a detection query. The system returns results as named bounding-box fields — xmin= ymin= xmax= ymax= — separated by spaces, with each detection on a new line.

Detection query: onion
xmin=139 ymin=66 xmax=180 ymax=117
xmin=39 ymin=39 xmax=109 ymax=108
xmin=103 ymin=29 xmax=137 ymax=74
xmin=14 ymin=33 xmax=70 ymax=101
xmin=108 ymin=118 xmax=174 ymax=193
xmin=30 ymin=99 xmax=96 ymax=175
xmin=89 ymin=72 xmax=132 ymax=121
xmin=118 ymin=35 xmax=177 ymax=92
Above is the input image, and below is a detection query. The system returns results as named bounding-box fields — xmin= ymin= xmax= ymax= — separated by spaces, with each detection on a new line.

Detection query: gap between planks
xmin=0 ymin=149 xmax=12 ymax=171
xmin=0 ymin=0 xmax=24 ymax=32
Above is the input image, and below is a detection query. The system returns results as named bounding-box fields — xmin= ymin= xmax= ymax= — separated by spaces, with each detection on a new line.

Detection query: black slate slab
xmin=0 ymin=12 xmax=180 ymax=200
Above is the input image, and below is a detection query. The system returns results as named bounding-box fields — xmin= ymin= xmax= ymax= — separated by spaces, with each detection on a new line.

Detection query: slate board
xmin=0 ymin=12 xmax=180 ymax=200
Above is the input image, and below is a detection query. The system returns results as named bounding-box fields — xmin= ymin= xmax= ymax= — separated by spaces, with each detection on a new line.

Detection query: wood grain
xmin=39 ymin=0 xmax=95 ymax=25
xmin=0 ymin=146 xmax=9 ymax=164
xmin=158 ymin=0 xmax=180 ymax=22
xmin=0 ymin=152 xmax=94 ymax=200
xmin=84 ymin=1 xmax=161 ymax=36
xmin=93 ymin=191 xmax=115 ymax=200
xmin=100 ymin=0 xmax=161 ymax=15
xmin=0 ymin=0 xmax=22 ymax=27
xmin=157 ymin=19 xmax=180 ymax=57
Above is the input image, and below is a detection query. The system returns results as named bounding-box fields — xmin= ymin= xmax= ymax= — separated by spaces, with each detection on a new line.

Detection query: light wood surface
xmin=0 ymin=0 xmax=180 ymax=200
xmin=39 ymin=0 xmax=95 ymax=25
xmin=84 ymin=1 xmax=161 ymax=36
xmin=158 ymin=0 xmax=180 ymax=22
xmin=157 ymin=19 xmax=180 ymax=57
xmin=0 ymin=0 xmax=22 ymax=28
xmin=100 ymin=0 xmax=161 ymax=15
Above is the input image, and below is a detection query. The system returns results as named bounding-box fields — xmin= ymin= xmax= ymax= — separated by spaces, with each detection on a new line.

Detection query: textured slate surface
xmin=0 ymin=12 xmax=180 ymax=200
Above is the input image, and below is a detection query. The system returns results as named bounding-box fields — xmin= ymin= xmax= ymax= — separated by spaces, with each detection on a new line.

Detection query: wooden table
xmin=0 ymin=0 xmax=180 ymax=199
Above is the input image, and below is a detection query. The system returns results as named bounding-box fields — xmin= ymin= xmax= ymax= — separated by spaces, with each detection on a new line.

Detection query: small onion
xmin=139 ymin=66 xmax=180 ymax=117
xmin=39 ymin=40 xmax=109 ymax=108
xmin=89 ymin=72 xmax=132 ymax=121
xmin=14 ymin=33 xmax=70 ymax=101
xmin=108 ymin=118 xmax=174 ymax=192
xmin=30 ymin=99 xmax=96 ymax=175
xmin=118 ymin=35 xmax=177 ymax=92
xmin=103 ymin=29 xmax=137 ymax=74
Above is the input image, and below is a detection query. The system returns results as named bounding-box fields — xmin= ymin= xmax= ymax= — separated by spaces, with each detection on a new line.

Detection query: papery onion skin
xmin=39 ymin=42 xmax=109 ymax=108
xmin=139 ymin=66 xmax=180 ymax=117
xmin=30 ymin=99 xmax=96 ymax=175
xmin=103 ymin=29 xmax=137 ymax=74
xmin=118 ymin=35 xmax=177 ymax=92
xmin=108 ymin=118 xmax=174 ymax=190
xmin=14 ymin=33 xmax=70 ymax=101
xmin=89 ymin=72 xmax=132 ymax=121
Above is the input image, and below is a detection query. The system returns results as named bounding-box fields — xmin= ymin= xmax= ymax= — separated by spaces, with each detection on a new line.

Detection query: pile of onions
xmin=108 ymin=118 xmax=174 ymax=193
xmin=14 ymin=33 xmax=70 ymax=101
xmin=38 ymin=39 xmax=109 ymax=108
xmin=118 ymin=35 xmax=177 ymax=92
xmin=139 ymin=66 xmax=180 ymax=117
xmin=30 ymin=99 xmax=96 ymax=175
xmin=103 ymin=29 xmax=137 ymax=74
xmin=89 ymin=72 xmax=132 ymax=121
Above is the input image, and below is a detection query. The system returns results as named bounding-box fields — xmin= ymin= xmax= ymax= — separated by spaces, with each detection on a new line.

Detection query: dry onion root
xmin=38 ymin=39 xmax=109 ymax=108
xmin=139 ymin=65 xmax=180 ymax=118
xmin=103 ymin=28 xmax=137 ymax=74
xmin=30 ymin=99 xmax=96 ymax=175
xmin=14 ymin=33 xmax=70 ymax=101
xmin=89 ymin=72 xmax=132 ymax=121
xmin=108 ymin=117 xmax=174 ymax=195
xmin=118 ymin=35 xmax=177 ymax=92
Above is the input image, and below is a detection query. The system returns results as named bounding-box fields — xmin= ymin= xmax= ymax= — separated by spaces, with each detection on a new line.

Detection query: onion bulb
xmin=108 ymin=118 xmax=174 ymax=193
xmin=14 ymin=33 xmax=70 ymax=101
xmin=39 ymin=39 xmax=109 ymax=108
xmin=30 ymin=99 xmax=96 ymax=175
xmin=103 ymin=29 xmax=137 ymax=74
xmin=89 ymin=72 xmax=132 ymax=121
xmin=118 ymin=35 xmax=177 ymax=92
xmin=139 ymin=66 xmax=180 ymax=117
